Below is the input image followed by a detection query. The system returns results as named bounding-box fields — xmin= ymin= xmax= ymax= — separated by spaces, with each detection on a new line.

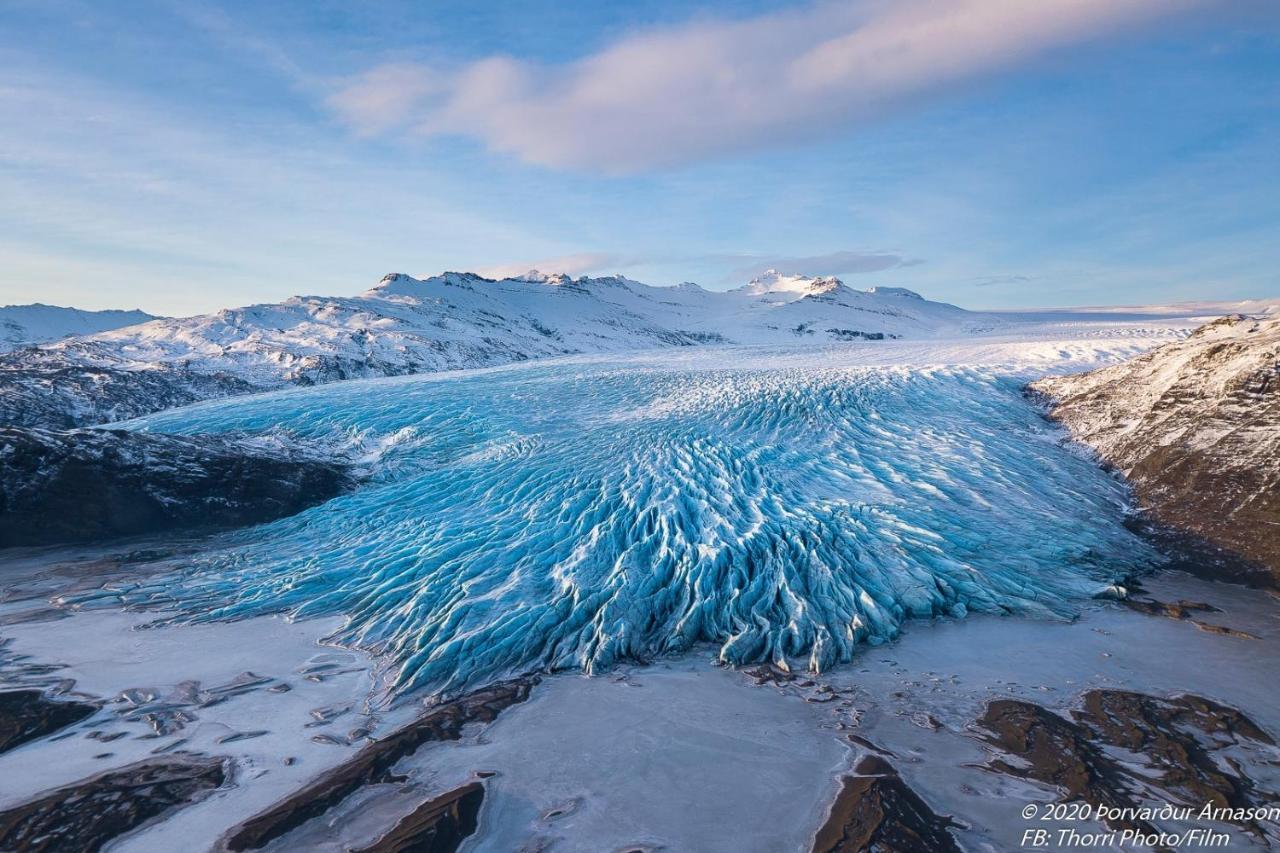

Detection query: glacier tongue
xmin=102 ymin=351 xmax=1155 ymax=695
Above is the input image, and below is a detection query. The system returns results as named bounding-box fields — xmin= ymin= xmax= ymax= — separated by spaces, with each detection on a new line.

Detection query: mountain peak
xmin=736 ymin=270 xmax=843 ymax=301
xmin=370 ymin=271 xmax=497 ymax=298
xmin=370 ymin=272 xmax=424 ymax=296
xmin=510 ymin=269 xmax=573 ymax=286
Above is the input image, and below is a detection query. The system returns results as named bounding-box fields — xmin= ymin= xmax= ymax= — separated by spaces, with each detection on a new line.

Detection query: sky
xmin=1 ymin=0 xmax=1277 ymax=316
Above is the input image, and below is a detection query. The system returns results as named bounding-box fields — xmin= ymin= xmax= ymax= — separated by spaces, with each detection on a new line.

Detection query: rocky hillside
xmin=0 ymin=270 xmax=983 ymax=429
xmin=1030 ymin=314 xmax=1280 ymax=577
xmin=0 ymin=427 xmax=353 ymax=547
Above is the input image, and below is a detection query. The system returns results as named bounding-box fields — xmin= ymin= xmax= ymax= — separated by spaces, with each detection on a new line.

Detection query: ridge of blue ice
xmin=97 ymin=354 xmax=1154 ymax=695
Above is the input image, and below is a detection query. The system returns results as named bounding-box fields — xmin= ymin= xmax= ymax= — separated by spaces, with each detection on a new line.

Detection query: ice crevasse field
xmin=78 ymin=342 xmax=1159 ymax=696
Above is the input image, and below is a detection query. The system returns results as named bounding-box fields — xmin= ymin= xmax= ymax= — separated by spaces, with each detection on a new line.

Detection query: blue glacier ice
xmin=102 ymin=351 xmax=1154 ymax=695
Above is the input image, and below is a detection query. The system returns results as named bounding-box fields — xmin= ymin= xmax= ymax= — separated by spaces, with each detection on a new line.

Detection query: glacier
xmin=85 ymin=347 xmax=1157 ymax=696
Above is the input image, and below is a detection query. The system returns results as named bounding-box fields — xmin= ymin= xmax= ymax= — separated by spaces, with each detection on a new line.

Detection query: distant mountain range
xmin=0 ymin=304 xmax=157 ymax=351
xmin=0 ymin=270 xmax=991 ymax=428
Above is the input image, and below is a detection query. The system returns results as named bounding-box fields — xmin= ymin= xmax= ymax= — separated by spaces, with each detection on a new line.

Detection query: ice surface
xmin=82 ymin=345 xmax=1156 ymax=697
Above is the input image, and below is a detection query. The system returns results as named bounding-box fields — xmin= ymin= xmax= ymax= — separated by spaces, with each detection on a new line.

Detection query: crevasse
xmin=94 ymin=352 xmax=1153 ymax=695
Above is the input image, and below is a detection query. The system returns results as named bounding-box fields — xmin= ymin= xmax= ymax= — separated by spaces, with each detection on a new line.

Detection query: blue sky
xmin=1 ymin=0 xmax=1277 ymax=316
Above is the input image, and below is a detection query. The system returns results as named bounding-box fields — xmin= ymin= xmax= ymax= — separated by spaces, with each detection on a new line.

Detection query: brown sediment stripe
xmin=220 ymin=676 xmax=536 ymax=851
xmin=0 ymin=756 xmax=227 ymax=853
xmin=351 ymin=781 xmax=485 ymax=853
xmin=812 ymin=754 xmax=960 ymax=853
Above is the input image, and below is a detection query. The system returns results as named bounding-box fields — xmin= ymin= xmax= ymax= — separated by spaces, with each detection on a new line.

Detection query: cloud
xmin=472 ymin=252 xmax=640 ymax=280
xmin=169 ymin=4 xmax=321 ymax=92
xmin=327 ymin=63 xmax=443 ymax=136
xmin=721 ymin=250 xmax=917 ymax=283
xmin=327 ymin=0 xmax=1203 ymax=173
xmin=972 ymin=273 xmax=1034 ymax=287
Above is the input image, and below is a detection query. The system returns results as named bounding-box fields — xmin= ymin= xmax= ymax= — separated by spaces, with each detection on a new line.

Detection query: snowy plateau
xmin=1 ymin=271 xmax=1279 ymax=852
xmin=0 ymin=303 xmax=156 ymax=352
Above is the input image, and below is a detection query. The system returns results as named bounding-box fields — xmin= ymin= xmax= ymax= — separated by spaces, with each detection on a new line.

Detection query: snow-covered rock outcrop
xmin=0 ymin=304 xmax=156 ymax=352
xmin=0 ymin=270 xmax=984 ymax=428
xmin=1030 ymin=314 xmax=1280 ymax=576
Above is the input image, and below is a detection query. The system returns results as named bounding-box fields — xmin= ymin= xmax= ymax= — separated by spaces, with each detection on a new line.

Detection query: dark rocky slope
xmin=0 ymin=690 xmax=98 ymax=754
xmin=977 ymin=690 xmax=1278 ymax=839
xmin=1029 ymin=314 xmax=1280 ymax=578
xmin=0 ymin=756 xmax=227 ymax=852
xmin=0 ymin=427 xmax=353 ymax=547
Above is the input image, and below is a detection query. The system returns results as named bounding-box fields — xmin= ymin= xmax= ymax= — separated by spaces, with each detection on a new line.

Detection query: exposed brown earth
xmin=977 ymin=690 xmax=1278 ymax=838
xmin=812 ymin=755 xmax=960 ymax=852
xmin=351 ymin=781 xmax=485 ymax=853
xmin=978 ymin=698 xmax=1157 ymax=834
xmin=1120 ymin=594 xmax=1259 ymax=638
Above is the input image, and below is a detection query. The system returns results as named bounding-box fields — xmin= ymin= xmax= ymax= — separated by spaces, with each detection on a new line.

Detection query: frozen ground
xmin=405 ymin=569 xmax=1280 ymax=853
xmin=2 ymin=559 xmax=1276 ymax=851
xmin=2 ymin=309 xmax=1278 ymax=850
xmin=0 ymin=608 xmax=392 ymax=842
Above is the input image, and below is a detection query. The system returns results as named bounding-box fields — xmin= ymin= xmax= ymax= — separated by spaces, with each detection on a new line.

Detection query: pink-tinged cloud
xmin=472 ymin=252 xmax=636 ymax=280
xmin=327 ymin=0 xmax=1205 ymax=173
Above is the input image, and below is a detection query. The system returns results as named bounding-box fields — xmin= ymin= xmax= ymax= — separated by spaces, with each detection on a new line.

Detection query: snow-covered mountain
xmin=0 ymin=304 xmax=156 ymax=352
xmin=0 ymin=269 xmax=987 ymax=428
xmin=1030 ymin=314 xmax=1280 ymax=576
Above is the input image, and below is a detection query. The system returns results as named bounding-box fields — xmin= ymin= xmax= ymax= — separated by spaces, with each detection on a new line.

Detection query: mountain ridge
xmin=0 ymin=270 xmax=985 ymax=428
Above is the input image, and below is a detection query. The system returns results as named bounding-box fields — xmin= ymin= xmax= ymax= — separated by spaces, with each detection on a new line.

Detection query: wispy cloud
xmin=472 ymin=252 xmax=639 ymax=280
xmin=327 ymin=63 xmax=442 ymax=135
xmin=972 ymin=273 xmax=1034 ymax=287
xmin=327 ymin=0 xmax=1203 ymax=173
xmin=168 ymin=3 xmax=321 ymax=91
xmin=720 ymin=250 xmax=918 ymax=283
